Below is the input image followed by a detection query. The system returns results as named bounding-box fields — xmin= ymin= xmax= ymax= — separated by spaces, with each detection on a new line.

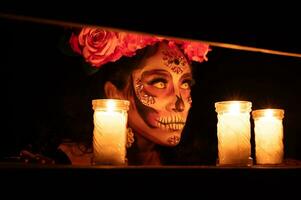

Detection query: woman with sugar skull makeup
xmin=33 ymin=27 xmax=210 ymax=165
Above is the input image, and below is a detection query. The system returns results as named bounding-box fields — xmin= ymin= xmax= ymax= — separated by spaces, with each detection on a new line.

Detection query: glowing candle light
xmin=215 ymin=101 xmax=252 ymax=165
xmin=92 ymin=99 xmax=130 ymax=165
xmin=252 ymin=109 xmax=284 ymax=164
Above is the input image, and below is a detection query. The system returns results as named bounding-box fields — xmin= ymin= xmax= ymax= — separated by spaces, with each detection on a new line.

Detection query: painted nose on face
xmin=173 ymin=95 xmax=185 ymax=112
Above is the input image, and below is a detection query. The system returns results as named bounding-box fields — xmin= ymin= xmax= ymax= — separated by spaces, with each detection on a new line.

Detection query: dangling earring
xmin=126 ymin=127 xmax=135 ymax=148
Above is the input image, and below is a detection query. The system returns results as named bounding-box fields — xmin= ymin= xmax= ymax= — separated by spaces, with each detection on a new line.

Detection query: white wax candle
xmin=92 ymin=99 xmax=129 ymax=165
xmin=216 ymin=101 xmax=252 ymax=165
xmin=253 ymin=109 xmax=284 ymax=164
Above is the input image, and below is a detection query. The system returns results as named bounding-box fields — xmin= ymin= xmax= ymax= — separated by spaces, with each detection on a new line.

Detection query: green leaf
xmin=57 ymin=31 xmax=78 ymax=57
xmin=82 ymin=62 xmax=100 ymax=76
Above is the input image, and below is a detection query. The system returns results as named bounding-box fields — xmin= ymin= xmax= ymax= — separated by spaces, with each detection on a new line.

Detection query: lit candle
xmin=252 ymin=109 xmax=284 ymax=164
xmin=92 ymin=99 xmax=130 ymax=165
xmin=215 ymin=101 xmax=252 ymax=165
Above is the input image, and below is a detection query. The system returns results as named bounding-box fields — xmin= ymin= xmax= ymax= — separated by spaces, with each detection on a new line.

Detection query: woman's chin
xmin=149 ymin=130 xmax=182 ymax=146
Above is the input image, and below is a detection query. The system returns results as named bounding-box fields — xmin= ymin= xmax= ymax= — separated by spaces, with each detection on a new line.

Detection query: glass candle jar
xmin=252 ymin=109 xmax=284 ymax=164
xmin=92 ymin=99 xmax=130 ymax=165
xmin=215 ymin=101 xmax=252 ymax=165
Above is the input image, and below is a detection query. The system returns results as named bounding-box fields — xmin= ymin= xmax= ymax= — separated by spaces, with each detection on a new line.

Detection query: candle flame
xmin=264 ymin=109 xmax=274 ymax=118
xmin=106 ymin=100 xmax=116 ymax=112
xmin=229 ymin=102 xmax=240 ymax=114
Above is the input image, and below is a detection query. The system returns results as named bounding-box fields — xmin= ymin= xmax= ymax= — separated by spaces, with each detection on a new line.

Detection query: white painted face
xmin=127 ymin=42 xmax=193 ymax=146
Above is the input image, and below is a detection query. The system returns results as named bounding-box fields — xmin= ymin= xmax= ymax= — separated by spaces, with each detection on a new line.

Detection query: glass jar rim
xmin=92 ymin=99 xmax=130 ymax=111
xmin=215 ymin=100 xmax=252 ymax=113
xmin=252 ymin=109 xmax=284 ymax=119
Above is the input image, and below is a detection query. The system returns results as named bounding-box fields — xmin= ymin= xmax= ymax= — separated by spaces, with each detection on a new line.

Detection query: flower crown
xmin=70 ymin=27 xmax=210 ymax=68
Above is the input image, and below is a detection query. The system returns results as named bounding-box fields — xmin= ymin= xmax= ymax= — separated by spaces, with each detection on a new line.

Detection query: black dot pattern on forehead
xmin=162 ymin=49 xmax=187 ymax=74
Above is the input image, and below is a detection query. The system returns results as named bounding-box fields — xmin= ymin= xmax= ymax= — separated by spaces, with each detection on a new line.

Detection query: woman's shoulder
xmin=58 ymin=142 xmax=93 ymax=166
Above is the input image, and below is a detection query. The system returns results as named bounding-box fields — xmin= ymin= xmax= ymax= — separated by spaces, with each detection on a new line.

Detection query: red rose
xmin=181 ymin=41 xmax=210 ymax=62
xmin=77 ymin=27 xmax=121 ymax=67
xmin=118 ymin=32 xmax=160 ymax=57
xmin=69 ymin=33 xmax=81 ymax=54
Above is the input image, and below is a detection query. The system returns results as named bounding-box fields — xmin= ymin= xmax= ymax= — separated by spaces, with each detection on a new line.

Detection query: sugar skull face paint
xmin=162 ymin=49 xmax=187 ymax=74
xmin=127 ymin=42 xmax=193 ymax=146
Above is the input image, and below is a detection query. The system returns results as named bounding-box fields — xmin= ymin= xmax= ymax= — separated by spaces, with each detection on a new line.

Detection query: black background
xmin=1 ymin=6 xmax=301 ymax=162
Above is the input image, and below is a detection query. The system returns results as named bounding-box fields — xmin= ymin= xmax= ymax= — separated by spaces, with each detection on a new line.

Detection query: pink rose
xmin=69 ymin=27 xmax=210 ymax=69
xmin=167 ymin=40 xmax=182 ymax=48
xmin=78 ymin=27 xmax=121 ymax=67
xmin=181 ymin=41 xmax=210 ymax=62
xmin=118 ymin=32 xmax=160 ymax=57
